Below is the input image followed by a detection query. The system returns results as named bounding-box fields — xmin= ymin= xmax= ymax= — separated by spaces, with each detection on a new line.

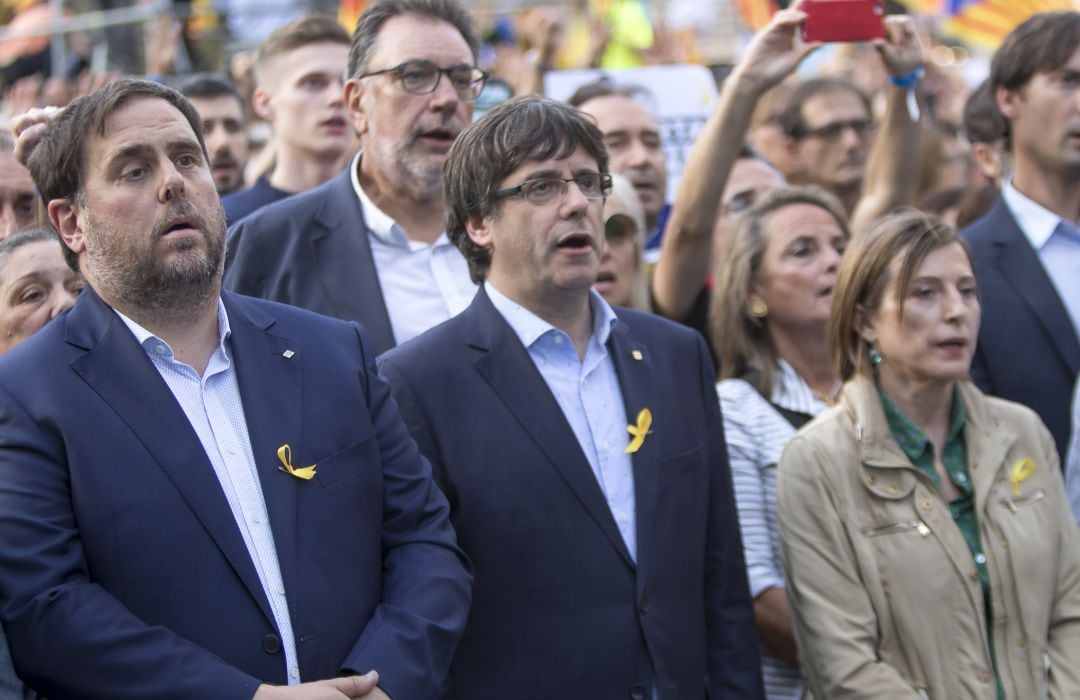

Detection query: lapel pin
xmin=1009 ymin=458 xmax=1035 ymax=496
xmin=631 ymin=349 xmax=643 ymax=361
xmin=277 ymin=444 xmax=317 ymax=480
xmin=282 ymin=350 xmax=295 ymax=359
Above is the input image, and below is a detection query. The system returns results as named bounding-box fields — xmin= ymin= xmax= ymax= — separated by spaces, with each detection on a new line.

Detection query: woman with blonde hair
xmin=778 ymin=210 xmax=1080 ymax=698
xmin=595 ymin=172 xmax=651 ymax=311
xmin=712 ymin=185 xmax=849 ymax=699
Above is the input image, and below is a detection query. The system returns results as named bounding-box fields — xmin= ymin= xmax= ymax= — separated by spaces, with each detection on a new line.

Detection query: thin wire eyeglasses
xmin=357 ymin=60 xmax=488 ymax=100
xmin=494 ymin=173 xmax=613 ymax=206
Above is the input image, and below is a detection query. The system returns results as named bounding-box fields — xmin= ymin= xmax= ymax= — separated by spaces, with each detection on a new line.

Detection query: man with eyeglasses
xmin=225 ymin=0 xmax=483 ymax=355
xmin=378 ymin=94 xmax=764 ymax=699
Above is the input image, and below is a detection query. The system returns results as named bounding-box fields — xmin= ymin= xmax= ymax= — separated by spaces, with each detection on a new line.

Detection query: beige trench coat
xmin=777 ymin=375 xmax=1080 ymax=699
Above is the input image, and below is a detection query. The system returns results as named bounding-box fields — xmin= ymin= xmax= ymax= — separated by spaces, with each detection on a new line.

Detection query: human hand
xmin=873 ymin=15 xmax=924 ymax=79
xmin=252 ymin=671 xmax=380 ymax=699
xmin=10 ymin=105 xmax=61 ymax=166
xmin=730 ymin=2 xmax=820 ymax=94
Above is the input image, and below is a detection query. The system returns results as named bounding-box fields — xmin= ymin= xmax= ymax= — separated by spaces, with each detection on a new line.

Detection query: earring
xmin=749 ymin=299 xmax=769 ymax=318
xmin=868 ymin=343 xmax=884 ymax=367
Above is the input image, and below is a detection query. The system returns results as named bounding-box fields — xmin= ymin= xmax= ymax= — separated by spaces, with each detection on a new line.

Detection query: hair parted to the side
xmin=253 ymin=15 xmax=351 ymax=87
xmin=27 ymin=79 xmax=207 ymax=272
xmin=710 ymin=186 xmax=850 ymax=398
xmin=347 ymin=0 xmax=479 ymax=80
xmin=443 ymin=94 xmax=609 ymax=283
xmin=829 ymin=209 xmax=972 ymax=382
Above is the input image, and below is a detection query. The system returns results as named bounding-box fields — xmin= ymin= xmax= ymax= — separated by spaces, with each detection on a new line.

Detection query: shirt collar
xmin=116 ymin=297 xmax=231 ymax=360
xmin=877 ymin=382 xmax=966 ymax=464
xmin=350 ymin=150 xmax=453 ymax=249
xmin=1003 ymin=178 xmax=1069 ymax=251
xmin=485 ymin=281 xmax=618 ymax=351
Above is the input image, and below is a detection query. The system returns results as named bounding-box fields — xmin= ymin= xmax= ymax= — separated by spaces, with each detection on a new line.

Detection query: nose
xmin=50 ymin=285 xmax=79 ymax=319
xmin=157 ymin=161 xmax=186 ymax=203
xmin=429 ymin=73 xmax=461 ymax=112
xmin=624 ymin=138 xmax=652 ymax=170
xmin=0 ymin=204 xmax=18 ymax=239
xmin=329 ymin=79 xmax=345 ymax=107
xmin=559 ymin=179 xmax=592 ymax=219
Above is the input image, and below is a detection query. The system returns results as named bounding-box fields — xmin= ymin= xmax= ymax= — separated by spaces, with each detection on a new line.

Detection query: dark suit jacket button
xmin=630 ymin=684 xmax=647 ymax=700
xmin=263 ymin=634 xmax=282 ymax=654
xmin=638 ymin=597 xmax=650 ymax=613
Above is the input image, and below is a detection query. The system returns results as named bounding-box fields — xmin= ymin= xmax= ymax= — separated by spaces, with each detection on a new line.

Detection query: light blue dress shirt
xmin=1003 ymin=180 xmax=1080 ymax=337
xmin=1065 ymin=375 xmax=1080 ymax=523
xmin=116 ymin=301 xmax=301 ymax=684
xmin=485 ymin=282 xmax=638 ymax=560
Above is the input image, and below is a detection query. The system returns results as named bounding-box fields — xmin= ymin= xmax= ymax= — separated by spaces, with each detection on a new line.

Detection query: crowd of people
xmin=0 ymin=0 xmax=1078 ymax=698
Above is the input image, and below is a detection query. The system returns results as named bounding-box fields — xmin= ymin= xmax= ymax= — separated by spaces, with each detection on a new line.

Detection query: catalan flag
xmin=944 ymin=0 xmax=1077 ymax=49
xmin=339 ymin=0 xmax=368 ymax=34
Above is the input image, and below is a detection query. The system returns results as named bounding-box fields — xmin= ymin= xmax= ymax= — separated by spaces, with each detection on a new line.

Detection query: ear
xmin=971 ymin=142 xmax=1003 ymax=184
xmin=465 ymin=211 xmax=493 ymax=250
xmin=251 ymin=87 xmax=274 ymax=122
xmin=995 ymin=84 xmax=1021 ymax=122
xmin=47 ymin=198 xmax=87 ymax=260
xmin=344 ymin=78 xmax=368 ymax=137
xmin=854 ymin=303 xmax=876 ymax=345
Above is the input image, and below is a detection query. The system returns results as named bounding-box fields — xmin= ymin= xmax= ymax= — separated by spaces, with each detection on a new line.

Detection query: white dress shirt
xmin=350 ymin=152 xmax=476 ymax=345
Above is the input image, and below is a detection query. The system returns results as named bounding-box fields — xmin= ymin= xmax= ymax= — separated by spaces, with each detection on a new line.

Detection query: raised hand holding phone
xmin=801 ymin=0 xmax=886 ymax=44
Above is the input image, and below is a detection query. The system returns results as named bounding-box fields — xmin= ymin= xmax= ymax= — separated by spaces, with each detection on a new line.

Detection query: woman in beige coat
xmin=777 ymin=210 xmax=1080 ymax=699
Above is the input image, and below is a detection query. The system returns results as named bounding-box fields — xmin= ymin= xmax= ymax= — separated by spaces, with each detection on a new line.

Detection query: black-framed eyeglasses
xmin=357 ymin=60 xmax=488 ymax=100
xmin=793 ymin=118 xmax=876 ymax=142
xmin=494 ymin=172 xmax=613 ymax=206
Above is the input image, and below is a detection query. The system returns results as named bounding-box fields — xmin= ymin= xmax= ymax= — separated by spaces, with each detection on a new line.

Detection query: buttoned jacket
xmin=777 ymin=375 xmax=1080 ymax=699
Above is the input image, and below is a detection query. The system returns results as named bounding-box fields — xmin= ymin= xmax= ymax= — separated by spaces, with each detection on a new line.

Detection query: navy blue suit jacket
xmin=962 ymin=196 xmax=1080 ymax=461
xmin=0 ymin=288 xmax=470 ymax=699
xmin=224 ymin=169 xmax=396 ymax=355
xmin=378 ymin=289 xmax=763 ymax=700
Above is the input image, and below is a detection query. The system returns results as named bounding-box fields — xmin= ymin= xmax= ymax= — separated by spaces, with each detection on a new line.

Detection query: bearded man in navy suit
xmin=0 ymin=78 xmax=470 ymax=700
xmin=379 ymin=95 xmax=763 ymax=700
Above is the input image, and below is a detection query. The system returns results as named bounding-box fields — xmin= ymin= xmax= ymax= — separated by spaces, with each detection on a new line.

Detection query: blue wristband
xmin=889 ymin=66 xmax=924 ymax=89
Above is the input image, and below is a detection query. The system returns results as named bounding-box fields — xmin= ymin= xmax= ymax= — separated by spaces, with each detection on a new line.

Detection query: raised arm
xmin=652 ymin=7 xmax=818 ymax=322
xmin=850 ymin=16 xmax=925 ymax=232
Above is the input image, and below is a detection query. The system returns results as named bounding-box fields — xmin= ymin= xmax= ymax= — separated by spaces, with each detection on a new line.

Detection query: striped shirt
xmin=717 ymin=360 xmax=830 ymax=700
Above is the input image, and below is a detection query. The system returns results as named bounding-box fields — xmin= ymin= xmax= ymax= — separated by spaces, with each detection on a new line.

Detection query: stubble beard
xmin=83 ymin=201 xmax=227 ymax=327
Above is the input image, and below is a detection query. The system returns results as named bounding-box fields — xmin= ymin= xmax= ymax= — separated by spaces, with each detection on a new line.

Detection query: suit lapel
xmin=467 ymin=290 xmax=635 ymax=568
xmin=224 ymin=293 xmax=303 ymax=624
xmin=66 ymin=290 xmax=275 ymax=626
xmin=608 ymin=321 xmax=659 ymax=583
xmin=309 ymin=169 xmax=396 ymax=355
xmin=989 ymin=200 xmax=1080 ymax=374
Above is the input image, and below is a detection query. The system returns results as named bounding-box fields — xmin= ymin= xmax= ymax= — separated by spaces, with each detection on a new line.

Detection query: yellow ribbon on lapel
xmin=1009 ymin=458 xmax=1035 ymax=496
xmin=277 ymin=444 xmax=317 ymax=480
xmin=625 ymin=408 xmax=652 ymax=454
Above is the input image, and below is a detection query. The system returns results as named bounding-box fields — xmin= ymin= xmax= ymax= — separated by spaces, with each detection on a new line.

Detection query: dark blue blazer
xmin=224 ymin=169 xmax=396 ymax=355
xmin=378 ymin=289 xmax=764 ymax=700
xmin=962 ymin=196 xmax=1080 ymax=461
xmin=0 ymin=288 xmax=470 ymax=700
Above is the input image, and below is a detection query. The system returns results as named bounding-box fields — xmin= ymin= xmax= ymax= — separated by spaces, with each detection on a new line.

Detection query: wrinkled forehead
xmin=0 ymin=151 xmax=34 ymax=192
xmin=579 ymin=94 xmax=659 ymax=134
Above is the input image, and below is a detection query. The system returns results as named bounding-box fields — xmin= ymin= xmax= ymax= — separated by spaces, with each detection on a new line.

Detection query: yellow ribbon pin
xmin=625 ymin=408 xmax=653 ymax=454
xmin=1009 ymin=458 xmax=1036 ymax=496
xmin=277 ymin=444 xmax=317 ymax=480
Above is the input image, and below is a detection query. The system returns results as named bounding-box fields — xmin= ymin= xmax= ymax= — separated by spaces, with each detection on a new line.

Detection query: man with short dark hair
xmin=1 ymin=77 xmax=470 ymax=700
xmin=226 ymin=0 xmax=482 ymax=355
xmin=222 ymin=15 xmax=354 ymax=224
xmin=962 ymin=10 xmax=1080 ymax=461
xmin=379 ymin=94 xmax=764 ymax=699
xmin=178 ymin=74 xmax=251 ymax=196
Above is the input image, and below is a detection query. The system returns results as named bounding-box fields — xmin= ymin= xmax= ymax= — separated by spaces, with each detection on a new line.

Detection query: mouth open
xmin=320 ymin=116 xmax=348 ymax=133
xmin=556 ymin=233 xmax=594 ymax=250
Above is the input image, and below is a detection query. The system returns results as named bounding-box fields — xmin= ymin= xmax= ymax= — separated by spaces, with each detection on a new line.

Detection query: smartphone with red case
xmin=801 ymin=0 xmax=887 ymax=43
